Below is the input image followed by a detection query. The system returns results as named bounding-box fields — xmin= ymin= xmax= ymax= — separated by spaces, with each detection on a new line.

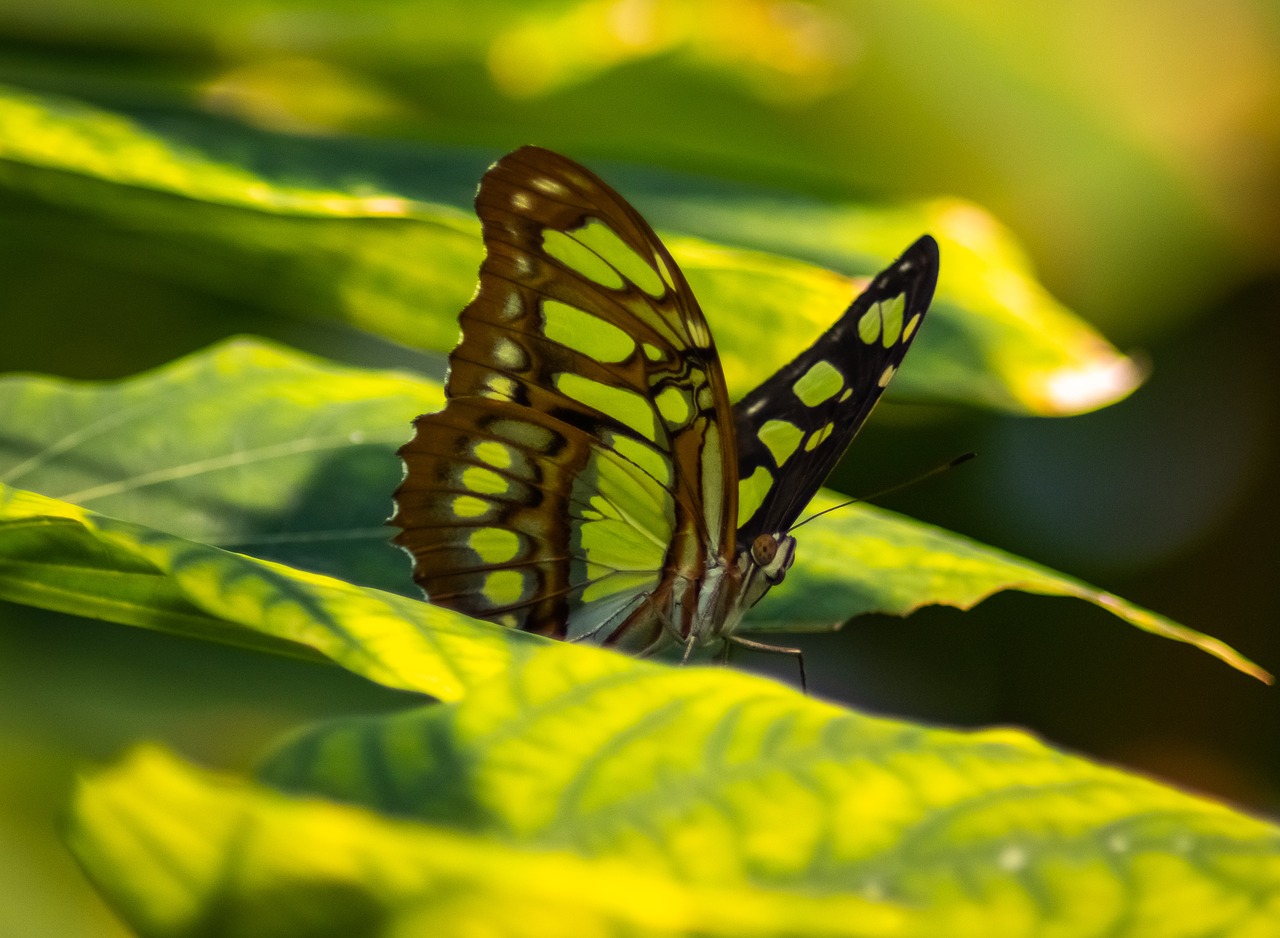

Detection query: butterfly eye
xmin=751 ymin=533 xmax=778 ymax=566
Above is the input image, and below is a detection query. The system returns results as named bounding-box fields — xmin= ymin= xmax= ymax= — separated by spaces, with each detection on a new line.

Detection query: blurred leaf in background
xmin=3 ymin=0 xmax=1275 ymax=331
xmin=1 ymin=1 xmax=1278 ymax=935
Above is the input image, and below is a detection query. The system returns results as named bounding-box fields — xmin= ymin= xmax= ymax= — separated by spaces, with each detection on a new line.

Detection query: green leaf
xmin=68 ymin=746 xmax=908 ymax=938
xmin=747 ymin=492 xmax=1272 ymax=684
xmin=0 ymin=484 xmax=544 ymax=702
xmin=0 ymin=339 xmax=1266 ymax=682
xmin=657 ymin=202 xmax=1142 ymax=415
xmin=0 ymin=337 xmax=426 ymax=593
xmin=68 ymin=650 xmax=1280 ymax=937
xmin=0 ymin=83 xmax=483 ymax=357
xmin=0 ymin=82 xmax=1136 ymax=415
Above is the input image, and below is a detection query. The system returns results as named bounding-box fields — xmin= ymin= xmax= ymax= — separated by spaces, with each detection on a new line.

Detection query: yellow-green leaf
xmin=0 ymin=83 xmax=1135 ymax=415
xmin=67 ymin=648 xmax=1280 ymax=937
xmin=69 ymin=745 xmax=909 ymax=938
xmin=745 ymin=492 xmax=1271 ymax=684
xmin=0 ymin=484 xmax=545 ymax=703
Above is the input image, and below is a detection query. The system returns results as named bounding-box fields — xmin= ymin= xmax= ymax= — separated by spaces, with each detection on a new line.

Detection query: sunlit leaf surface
xmin=647 ymin=202 xmax=1143 ymax=415
xmin=754 ymin=494 xmax=1271 ymax=683
xmin=0 ymin=83 xmax=1136 ymax=414
xmin=68 ymin=656 xmax=1280 ymax=937
xmin=69 ymin=746 xmax=906 ymax=938
xmin=0 ymin=338 xmax=428 ymax=592
xmin=0 ymin=485 xmax=547 ymax=702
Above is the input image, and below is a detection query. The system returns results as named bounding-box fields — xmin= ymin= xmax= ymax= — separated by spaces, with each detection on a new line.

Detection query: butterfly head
xmin=750 ymin=532 xmax=794 ymax=584
xmin=740 ymin=531 xmax=796 ymax=608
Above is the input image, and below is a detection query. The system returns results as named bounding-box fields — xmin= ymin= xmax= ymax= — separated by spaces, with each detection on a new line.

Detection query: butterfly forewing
xmin=733 ymin=235 xmax=939 ymax=544
xmin=393 ymin=146 xmax=739 ymax=651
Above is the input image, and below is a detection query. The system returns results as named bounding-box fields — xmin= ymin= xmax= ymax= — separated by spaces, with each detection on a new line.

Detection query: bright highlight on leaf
xmin=1040 ymin=355 xmax=1148 ymax=414
xmin=68 ymin=746 xmax=909 ymax=938
xmin=0 ymin=483 xmax=538 ymax=703
xmin=648 ymin=199 xmax=1144 ymax=416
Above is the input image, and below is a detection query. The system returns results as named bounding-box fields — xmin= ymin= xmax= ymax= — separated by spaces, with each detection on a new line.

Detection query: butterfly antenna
xmin=788 ymin=451 xmax=976 ymax=533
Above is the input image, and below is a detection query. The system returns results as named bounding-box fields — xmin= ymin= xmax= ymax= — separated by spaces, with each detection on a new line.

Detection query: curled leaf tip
xmin=1093 ymin=592 xmax=1273 ymax=684
xmin=1039 ymin=353 xmax=1146 ymax=414
xmin=1044 ymin=350 xmax=1146 ymax=414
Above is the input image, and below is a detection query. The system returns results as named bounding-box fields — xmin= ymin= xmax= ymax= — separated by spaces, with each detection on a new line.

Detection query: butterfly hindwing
xmin=733 ymin=236 xmax=939 ymax=545
xmin=393 ymin=146 xmax=739 ymax=650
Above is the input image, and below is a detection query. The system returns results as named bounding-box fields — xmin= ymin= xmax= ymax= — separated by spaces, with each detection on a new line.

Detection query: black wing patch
xmin=732 ymin=235 xmax=939 ymax=544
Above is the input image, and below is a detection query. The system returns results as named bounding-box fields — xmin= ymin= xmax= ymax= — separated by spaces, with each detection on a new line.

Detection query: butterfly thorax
xmin=684 ymin=531 xmax=797 ymax=651
xmin=597 ymin=530 xmax=794 ymax=658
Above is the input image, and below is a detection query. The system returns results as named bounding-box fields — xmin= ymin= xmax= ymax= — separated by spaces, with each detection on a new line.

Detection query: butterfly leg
xmin=725 ymin=635 xmax=807 ymax=692
xmin=715 ymin=640 xmax=733 ymax=667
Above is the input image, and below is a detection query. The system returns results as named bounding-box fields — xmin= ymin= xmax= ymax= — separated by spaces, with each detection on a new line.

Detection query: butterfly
xmin=392 ymin=146 xmax=938 ymax=679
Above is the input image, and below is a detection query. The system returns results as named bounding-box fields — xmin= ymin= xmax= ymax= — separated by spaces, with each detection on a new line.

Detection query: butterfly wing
xmin=733 ymin=236 xmax=939 ymax=544
xmin=392 ymin=146 xmax=738 ymax=653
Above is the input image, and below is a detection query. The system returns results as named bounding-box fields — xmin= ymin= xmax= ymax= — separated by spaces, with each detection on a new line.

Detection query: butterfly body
xmin=392 ymin=146 xmax=937 ymax=661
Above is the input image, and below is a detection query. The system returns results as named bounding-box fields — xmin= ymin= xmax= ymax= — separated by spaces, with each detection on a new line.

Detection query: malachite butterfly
xmin=392 ymin=146 xmax=938 ymax=673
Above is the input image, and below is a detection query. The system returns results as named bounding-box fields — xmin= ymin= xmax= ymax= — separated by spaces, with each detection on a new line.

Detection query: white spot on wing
xmin=494 ymin=337 xmax=526 ymax=369
xmin=482 ymin=374 xmax=517 ymax=400
xmin=531 ymin=176 xmax=569 ymax=197
xmin=687 ymin=318 xmax=711 ymax=348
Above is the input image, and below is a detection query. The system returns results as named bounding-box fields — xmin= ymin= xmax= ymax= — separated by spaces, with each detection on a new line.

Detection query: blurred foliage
xmin=1 ymin=0 xmax=1278 ymax=935
xmin=68 ymin=706 xmax=1280 ymax=935
xmin=0 ymin=82 xmax=1138 ymax=413
xmin=0 ymin=0 xmax=1276 ymax=333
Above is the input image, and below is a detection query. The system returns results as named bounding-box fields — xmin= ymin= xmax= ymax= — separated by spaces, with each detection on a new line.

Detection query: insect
xmin=392 ymin=146 xmax=937 ymax=680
